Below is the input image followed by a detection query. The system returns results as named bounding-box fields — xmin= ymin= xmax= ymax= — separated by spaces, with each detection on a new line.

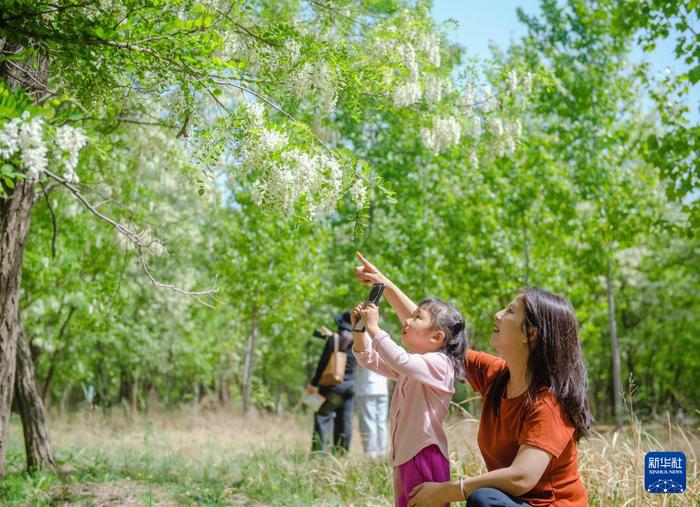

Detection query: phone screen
xmin=352 ymin=283 xmax=385 ymax=332
xmin=367 ymin=283 xmax=385 ymax=305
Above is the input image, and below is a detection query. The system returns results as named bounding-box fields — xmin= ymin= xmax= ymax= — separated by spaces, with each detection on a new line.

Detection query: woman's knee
xmin=466 ymin=487 xmax=525 ymax=507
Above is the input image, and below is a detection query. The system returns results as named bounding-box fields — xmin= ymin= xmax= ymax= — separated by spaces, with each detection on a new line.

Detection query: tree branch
xmin=43 ymin=169 xmax=219 ymax=304
xmin=39 ymin=180 xmax=57 ymax=259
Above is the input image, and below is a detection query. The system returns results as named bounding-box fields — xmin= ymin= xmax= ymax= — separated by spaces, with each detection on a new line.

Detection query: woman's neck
xmin=505 ymin=359 xmax=530 ymax=398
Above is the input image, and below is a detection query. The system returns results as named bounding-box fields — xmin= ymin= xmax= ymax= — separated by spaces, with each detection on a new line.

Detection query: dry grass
xmin=3 ymin=405 xmax=699 ymax=506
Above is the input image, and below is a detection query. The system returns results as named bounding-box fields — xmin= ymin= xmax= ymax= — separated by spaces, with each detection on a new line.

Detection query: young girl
xmin=352 ymin=297 xmax=467 ymax=507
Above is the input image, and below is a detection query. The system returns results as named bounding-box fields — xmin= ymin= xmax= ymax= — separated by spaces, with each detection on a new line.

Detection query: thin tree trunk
xmin=0 ymin=177 xmax=36 ymax=475
xmin=606 ymin=266 xmax=623 ymax=430
xmin=242 ymin=305 xmax=258 ymax=414
xmin=41 ymin=305 xmax=76 ymax=402
xmin=14 ymin=331 xmax=55 ymax=470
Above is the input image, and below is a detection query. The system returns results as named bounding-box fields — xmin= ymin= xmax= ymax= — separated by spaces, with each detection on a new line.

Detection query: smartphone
xmin=352 ymin=283 xmax=385 ymax=332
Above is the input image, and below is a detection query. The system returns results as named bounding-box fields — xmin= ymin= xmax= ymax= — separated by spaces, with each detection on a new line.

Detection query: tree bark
xmin=14 ymin=331 xmax=55 ymax=470
xmin=242 ymin=305 xmax=258 ymax=414
xmin=0 ymin=39 xmax=55 ymax=474
xmin=606 ymin=266 xmax=624 ymax=430
xmin=0 ymin=177 xmax=36 ymax=474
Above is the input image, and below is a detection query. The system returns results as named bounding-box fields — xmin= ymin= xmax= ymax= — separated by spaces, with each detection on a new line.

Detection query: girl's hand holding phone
xmin=360 ymin=303 xmax=380 ymax=336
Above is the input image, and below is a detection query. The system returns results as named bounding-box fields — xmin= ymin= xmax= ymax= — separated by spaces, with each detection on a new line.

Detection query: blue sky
xmin=431 ymin=0 xmax=699 ymax=121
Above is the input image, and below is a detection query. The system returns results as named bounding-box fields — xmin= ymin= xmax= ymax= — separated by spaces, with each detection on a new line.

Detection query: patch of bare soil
xmin=48 ymin=481 xmax=179 ymax=506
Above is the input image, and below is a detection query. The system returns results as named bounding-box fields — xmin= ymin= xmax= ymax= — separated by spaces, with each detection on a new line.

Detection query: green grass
xmin=1 ymin=409 xmax=698 ymax=506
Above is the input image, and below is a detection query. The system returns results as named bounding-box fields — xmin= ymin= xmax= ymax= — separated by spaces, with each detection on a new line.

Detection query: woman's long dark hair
xmin=485 ymin=288 xmax=593 ymax=440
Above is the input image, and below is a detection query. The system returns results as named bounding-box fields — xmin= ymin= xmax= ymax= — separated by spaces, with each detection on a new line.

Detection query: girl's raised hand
xmin=351 ymin=304 xmax=365 ymax=328
xmin=353 ymin=251 xmax=387 ymax=286
xmin=360 ymin=303 xmax=380 ymax=335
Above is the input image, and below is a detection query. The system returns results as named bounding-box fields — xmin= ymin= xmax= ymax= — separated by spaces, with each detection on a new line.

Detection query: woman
xmin=353 ymin=252 xmax=592 ymax=507
xmin=307 ymin=311 xmax=356 ymax=453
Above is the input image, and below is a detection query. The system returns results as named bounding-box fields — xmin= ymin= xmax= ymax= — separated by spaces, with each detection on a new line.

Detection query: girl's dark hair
xmin=418 ymin=297 xmax=468 ymax=382
xmin=486 ymin=288 xmax=593 ymax=441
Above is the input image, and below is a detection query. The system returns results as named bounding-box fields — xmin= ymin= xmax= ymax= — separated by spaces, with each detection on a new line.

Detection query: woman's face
xmin=490 ymin=294 xmax=530 ymax=357
xmin=401 ymin=305 xmax=443 ymax=353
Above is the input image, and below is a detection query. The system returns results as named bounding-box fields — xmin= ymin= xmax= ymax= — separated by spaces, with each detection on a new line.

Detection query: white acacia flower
xmin=393 ymin=81 xmax=421 ymax=108
xmin=351 ymin=180 xmax=367 ymax=209
xmin=420 ymin=116 xmax=461 ymax=154
xmin=466 ymin=115 xmax=482 ymax=139
xmin=418 ymin=33 xmax=440 ymax=67
xmin=481 ymin=85 xmax=496 ymax=112
xmin=397 ymin=44 xmax=419 ymax=79
xmin=259 ymin=128 xmax=288 ymax=152
xmin=54 ymin=125 xmax=87 ymax=180
xmin=523 ymin=71 xmax=533 ymax=94
xmin=423 ymin=75 xmax=442 ymax=103
xmin=244 ymin=102 xmax=265 ymax=127
xmin=511 ymin=118 xmax=523 ymax=140
xmin=19 ymin=116 xmax=47 ymax=178
xmin=507 ymin=70 xmax=518 ymax=93
xmin=488 ymin=117 xmax=504 ymax=138
xmin=0 ymin=117 xmax=21 ymax=159
xmin=251 ymin=180 xmax=266 ymax=206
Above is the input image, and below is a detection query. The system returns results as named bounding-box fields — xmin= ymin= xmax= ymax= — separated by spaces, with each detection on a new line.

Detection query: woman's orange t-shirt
xmin=466 ymin=350 xmax=588 ymax=507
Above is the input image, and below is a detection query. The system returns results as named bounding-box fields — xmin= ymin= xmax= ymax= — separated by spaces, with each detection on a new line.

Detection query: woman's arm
xmin=408 ymin=445 xmax=552 ymax=506
xmin=354 ymin=252 xmax=417 ymax=324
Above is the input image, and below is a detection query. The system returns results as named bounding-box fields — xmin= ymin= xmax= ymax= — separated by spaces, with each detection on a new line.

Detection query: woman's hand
xmin=305 ymin=384 xmax=316 ymax=395
xmin=408 ymin=482 xmax=453 ymax=507
xmin=354 ymin=251 xmax=389 ymax=287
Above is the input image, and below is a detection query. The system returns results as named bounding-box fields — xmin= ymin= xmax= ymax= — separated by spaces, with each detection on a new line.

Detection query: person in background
xmin=307 ymin=311 xmax=356 ymax=453
xmin=355 ymin=348 xmax=389 ymax=459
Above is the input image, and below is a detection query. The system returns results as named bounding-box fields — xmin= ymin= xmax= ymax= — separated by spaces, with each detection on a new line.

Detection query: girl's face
xmin=401 ymin=306 xmax=444 ymax=353
xmin=490 ymin=294 xmax=531 ymax=358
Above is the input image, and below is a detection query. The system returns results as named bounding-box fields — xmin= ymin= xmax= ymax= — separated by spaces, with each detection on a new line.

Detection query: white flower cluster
xmin=389 ymin=32 xmax=443 ymax=108
xmin=423 ymin=75 xmax=449 ymax=103
xmin=350 ymin=180 xmax=367 ymax=209
xmin=397 ymin=44 xmax=419 ymax=79
xmin=54 ymin=125 xmax=88 ymax=182
xmin=465 ymin=115 xmax=482 ymax=139
xmin=290 ymin=61 xmax=338 ymax=115
xmin=237 ymin=100 xmax=351 ymax=216
xmin=507 ymin=70 xmax=518 ymax=93
xmin=420 ymin=116 xmax=462 ymax=155
xmin=489 ymin=118 xmax=523 ymax=156
xmin=249 ymin=150 xmax=344 ymax=216
xmin=418 ymin=33 xmax=440 ymax=67
xmin=393 ymin=81 xmax=421 ymax=108
xmin=0 ymin=112 xmax=87 ymax=182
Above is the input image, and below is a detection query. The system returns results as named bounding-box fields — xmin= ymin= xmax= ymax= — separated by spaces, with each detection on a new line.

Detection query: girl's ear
xmin=433 ymin=329 xmax=445 ymax=343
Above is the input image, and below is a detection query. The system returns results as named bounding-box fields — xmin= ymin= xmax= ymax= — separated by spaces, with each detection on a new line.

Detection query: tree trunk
xmin=0 ymin=177 xmax=36 ymax=475
xmin=242 ymin=305 xmax=258 ymax=414
xmin=41 ymin=305 xmax=76 ymax=402
xmin=0 ymin=39 xmax=55 ymax=474
xmin=606 ymin=266 xmax=624 ymax=430
xmin=14 ymin=331 xmax=55 ymax=470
